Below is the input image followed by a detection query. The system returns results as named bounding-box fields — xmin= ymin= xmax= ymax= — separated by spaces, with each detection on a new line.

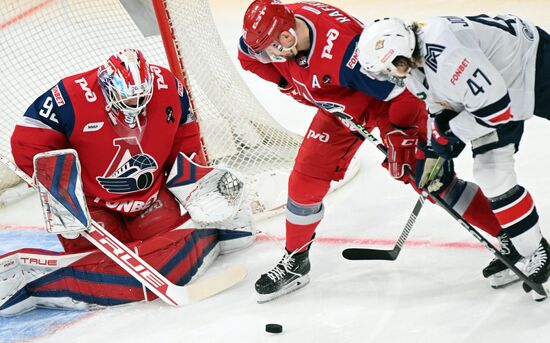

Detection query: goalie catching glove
xmin=166 ymin=152 xmax=254 ymax=232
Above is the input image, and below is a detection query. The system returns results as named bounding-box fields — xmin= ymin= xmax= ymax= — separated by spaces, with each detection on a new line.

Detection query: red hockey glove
xmin=384 ymin=128 xmax=418 ymax=180
xmin=277 ymin=77 xmax=312 ymax=106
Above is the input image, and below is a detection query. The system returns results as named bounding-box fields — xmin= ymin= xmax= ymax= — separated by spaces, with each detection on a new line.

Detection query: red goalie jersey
xmin=11 ymin=65 xmax=203 ymax=216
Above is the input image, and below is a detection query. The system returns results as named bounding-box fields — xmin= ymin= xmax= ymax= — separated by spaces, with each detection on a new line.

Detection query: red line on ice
xmin=0 ymin=225 xmax=485 ymax=249
xmin=0 ymin=0 xmax=54 ymax=30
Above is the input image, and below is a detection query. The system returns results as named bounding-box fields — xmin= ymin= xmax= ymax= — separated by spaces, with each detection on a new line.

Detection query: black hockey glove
xmin=415 ymin=141 xmax=455 ymax=194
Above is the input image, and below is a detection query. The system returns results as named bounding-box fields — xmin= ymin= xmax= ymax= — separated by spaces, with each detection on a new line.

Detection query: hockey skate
xmin=255 ymin=249 xmax=310 ymax=303
xmin=482 ymin=232 xmax=526 ymax=288
xmin=522 ymin=238 xmax=550 ymax=301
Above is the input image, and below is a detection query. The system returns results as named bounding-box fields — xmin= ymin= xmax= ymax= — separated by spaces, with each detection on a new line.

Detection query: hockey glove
xmin=383 ymin=128 xmax=418 ymax=180
xmin=278 ymin=77 xmax=311 ymax=106
xmin=415 ymin=141 xmax=455 ymax=194
xmin=430 ymin=109 xmax=466 ymax=159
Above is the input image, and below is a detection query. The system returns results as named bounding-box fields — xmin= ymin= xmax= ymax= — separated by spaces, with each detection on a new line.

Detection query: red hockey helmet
xmin=242 ymin=0 xmax=295 ymax=51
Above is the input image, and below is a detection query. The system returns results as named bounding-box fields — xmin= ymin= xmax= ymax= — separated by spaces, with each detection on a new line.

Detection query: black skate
xmin=255 ymin=249 xmax=310 ymax=303
xmin=522 ymin=238 xmax=550 ymax=301
xmin=482 ymin=232 xmax=525 ymax=288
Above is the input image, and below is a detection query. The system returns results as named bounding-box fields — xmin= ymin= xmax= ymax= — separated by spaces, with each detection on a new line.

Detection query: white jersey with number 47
xmin=405 ymin=14 xmax=540 ymax=142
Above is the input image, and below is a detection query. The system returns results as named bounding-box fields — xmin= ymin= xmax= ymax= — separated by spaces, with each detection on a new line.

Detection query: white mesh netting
xmin=0 ymin=0 xmax=305 ymax=215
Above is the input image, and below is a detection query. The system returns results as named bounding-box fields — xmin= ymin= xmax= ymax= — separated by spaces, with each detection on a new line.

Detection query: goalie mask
xmin=98 ymin=48 xmax=154 ymax=130
xmin=242 ymin=0 xmax=298 ymax=61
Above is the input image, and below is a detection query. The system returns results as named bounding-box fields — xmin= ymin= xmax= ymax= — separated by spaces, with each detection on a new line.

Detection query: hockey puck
xmin=265 ymin=323 xmax=283 ymax=333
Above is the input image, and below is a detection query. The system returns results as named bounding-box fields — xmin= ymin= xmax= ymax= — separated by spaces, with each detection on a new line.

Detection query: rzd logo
xmin=321 ymin=29 xmax=340 ymax=60
xmin=307 ymin=130 xmax=330 ymax=143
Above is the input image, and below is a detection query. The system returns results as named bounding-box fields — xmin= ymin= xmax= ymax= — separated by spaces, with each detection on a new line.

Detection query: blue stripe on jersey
xmin=339 ymin=35 xmax=396 ymax=100
xmin=23 ymin=81 xmax=76 ymax=137
xmin=471 ymin=93 xmax=511 ymax=118
xmin=178 ymin=79 xmax=193 ymax=125
xmin=239 ymin=36 xmax=254 ymax=57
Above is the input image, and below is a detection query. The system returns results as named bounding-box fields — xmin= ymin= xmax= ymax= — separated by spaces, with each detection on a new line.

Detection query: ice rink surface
xmin=1 ymin=1 xmax=550 ymax=342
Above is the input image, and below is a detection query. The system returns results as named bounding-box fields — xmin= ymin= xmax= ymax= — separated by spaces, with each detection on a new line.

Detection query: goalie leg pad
xmin=0 ymin=229 xmax=219 ymax=316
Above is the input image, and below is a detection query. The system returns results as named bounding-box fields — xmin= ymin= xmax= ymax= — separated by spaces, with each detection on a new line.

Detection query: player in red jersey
xmin=239 ymin=1 xmax=504 ymax=303
xmin=2 ymin=49 xmax=252 ymax=315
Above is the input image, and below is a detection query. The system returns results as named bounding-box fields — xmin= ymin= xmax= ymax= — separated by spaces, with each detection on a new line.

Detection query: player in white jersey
xmin=356 ymin=15 xmax=550 ymax=299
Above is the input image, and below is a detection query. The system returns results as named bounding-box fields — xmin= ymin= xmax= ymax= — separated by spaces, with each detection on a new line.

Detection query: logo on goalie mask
xmin=97 ymin=137 xmax=158 ymax=194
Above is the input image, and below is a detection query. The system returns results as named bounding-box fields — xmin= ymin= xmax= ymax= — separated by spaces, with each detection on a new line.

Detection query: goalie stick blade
xmin=342 ymin=248 xmax=398 ymax=261
xmin=179 ymin=264 xmax=247 ymax=303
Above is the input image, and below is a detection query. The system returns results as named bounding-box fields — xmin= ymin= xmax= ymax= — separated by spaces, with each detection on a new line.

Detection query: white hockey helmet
xmin=358 ymin=18 xmax=415 ymax=77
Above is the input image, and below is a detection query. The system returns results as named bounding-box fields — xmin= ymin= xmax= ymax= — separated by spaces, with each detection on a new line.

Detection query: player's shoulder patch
xmin=345 ymin=43 xmax=359 ymax=70
xmin=424 ymin=43 xmax=446 ymax=73
xmin=51 ymin=84 xmax=66 ymax=107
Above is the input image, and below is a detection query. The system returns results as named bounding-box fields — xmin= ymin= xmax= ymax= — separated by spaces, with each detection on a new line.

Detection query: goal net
xmin=0 ymin=0 xmax=358 ymax=217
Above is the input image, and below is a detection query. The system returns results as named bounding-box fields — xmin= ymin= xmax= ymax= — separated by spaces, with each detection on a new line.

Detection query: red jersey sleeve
xmin=11 ymin=126 xmax=69 ymax=177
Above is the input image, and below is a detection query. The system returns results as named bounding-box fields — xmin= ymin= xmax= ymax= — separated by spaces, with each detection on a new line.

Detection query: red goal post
xmin=0 ymin=0 xmax=358 ymax=217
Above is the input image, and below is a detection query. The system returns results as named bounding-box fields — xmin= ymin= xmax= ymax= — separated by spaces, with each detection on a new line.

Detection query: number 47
xmin=466 ymin=68 xmax=491 ymax=96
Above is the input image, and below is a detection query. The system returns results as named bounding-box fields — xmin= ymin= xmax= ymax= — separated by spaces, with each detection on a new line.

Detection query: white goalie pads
xmin=166 ymin=153 xmax=255 ymax=232
xmin=33 ymin=149 xmax=91 ymax=238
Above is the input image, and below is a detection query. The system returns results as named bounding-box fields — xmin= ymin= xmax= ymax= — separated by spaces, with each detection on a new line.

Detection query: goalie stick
xmin=333 ymin=112 xmax=547 ymax=299
xmin=0 ymin=152 xmax=247 ymax=306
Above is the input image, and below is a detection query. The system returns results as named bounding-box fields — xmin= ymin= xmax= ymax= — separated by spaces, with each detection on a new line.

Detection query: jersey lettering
xmin=39 ymin=97 xmax=59 ymax=124
xmin=303 ymin=2 xmax=351 ymax=23
xmin=466 ymin=15 xmax=517 ymax=36
xmin=321 ymin=29 xmax=340 ymax=59
xmin=312 ymin=75 xmax=321 ymax=88
xmin=466 ymin=68 xmax=492 ymax=95
xmin=150 ymin=65 xmax=168 ymax=90
xmin=444 ymin=16 xmax=469 ymax=27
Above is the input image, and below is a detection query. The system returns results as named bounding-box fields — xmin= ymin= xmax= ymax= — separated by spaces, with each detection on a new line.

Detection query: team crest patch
xmin=96 ymin=137 xmax=158 ymax=194
xmin=424 ymin=43 xmax=446 ymax=72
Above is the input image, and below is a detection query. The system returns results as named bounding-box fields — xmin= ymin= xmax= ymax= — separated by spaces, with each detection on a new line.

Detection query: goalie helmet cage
xmin=0 ymin=0 xmax=359 ymax=217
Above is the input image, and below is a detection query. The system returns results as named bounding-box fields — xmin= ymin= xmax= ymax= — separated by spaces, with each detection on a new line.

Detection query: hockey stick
xmin=343 ymin=157 xmax=443 ymax=260
xmin=333 ymin=112 xmax=547 ymax=299
xmin=339 ymin=110 xmax=439 ymax=261
xmin=0 ymin=153 xmax=247 ymax=306
xmin=344 ymin=188 xmax=427 ymax=260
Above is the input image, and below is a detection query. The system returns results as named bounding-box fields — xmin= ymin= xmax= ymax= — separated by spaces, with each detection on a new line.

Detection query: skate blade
xmin=489 ymin=269 xmax=520 ymax=289
xmin=522 ymin=280 xmax=549 ymax=302
xmin=257 ymin=275 xmax=310 ymax=304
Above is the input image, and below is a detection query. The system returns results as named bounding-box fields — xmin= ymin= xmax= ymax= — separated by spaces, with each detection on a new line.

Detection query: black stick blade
xmin=342 ymin=248 xmax=398 ymax=261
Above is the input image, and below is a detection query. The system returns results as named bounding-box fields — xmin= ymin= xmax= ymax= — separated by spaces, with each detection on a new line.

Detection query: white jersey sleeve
xmin=418 ymin=15 xmax=539 ymax=129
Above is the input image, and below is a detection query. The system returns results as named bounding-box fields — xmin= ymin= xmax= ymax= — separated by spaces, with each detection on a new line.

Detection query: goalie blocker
xmin=0 ymin=151 xmax=254 ymax=316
